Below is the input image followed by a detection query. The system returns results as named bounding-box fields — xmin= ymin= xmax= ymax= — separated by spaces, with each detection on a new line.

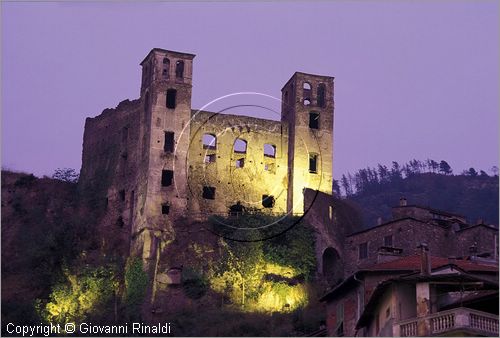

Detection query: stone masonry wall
xmin=187 ymin=111 xmax=289 ymax=215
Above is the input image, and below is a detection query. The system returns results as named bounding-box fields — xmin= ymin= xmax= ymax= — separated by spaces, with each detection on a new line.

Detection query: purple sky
xmin=2 ymin=1 xmax=499 ymax=179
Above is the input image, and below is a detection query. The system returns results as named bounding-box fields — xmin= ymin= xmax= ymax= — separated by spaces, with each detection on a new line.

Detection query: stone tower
xmin=134 ymin=49 xmax=195 ymax=260
xmin=281 ymin=72 xmax=334 ymax=215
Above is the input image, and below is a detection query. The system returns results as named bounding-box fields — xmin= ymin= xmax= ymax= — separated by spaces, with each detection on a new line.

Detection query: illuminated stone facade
xmin=79 ymin=48 xmax=335 ymax=262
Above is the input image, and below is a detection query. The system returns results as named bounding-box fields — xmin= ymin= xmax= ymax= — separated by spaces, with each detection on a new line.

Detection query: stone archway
xmin=322 ymin=247 xmax=342 ymax=285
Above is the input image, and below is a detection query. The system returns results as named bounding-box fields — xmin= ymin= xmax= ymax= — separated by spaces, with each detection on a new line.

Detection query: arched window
xmin=162 ymin=58 xmax=170 ymax=79
xmin=303 ymin=82 xmax=311 ymax=90
xmin=166 ymin=89 xmax=177 ymax=109
xmin=175 ymin=60 xmax=184 ymax=79
xmin=264 ymin=144 xmax=276 ymax=158
xmin=202 ymin=134 xmax=217 ymax=150
xmin=317 ymin=84 xmax=326 ymax=108
xmin=233 ymin=138 xmax=247 ymax=154
xmin=304 ymin=98 xmax=311 ymax=106
xmin=323 ymin=247 xmax=341 ymax=284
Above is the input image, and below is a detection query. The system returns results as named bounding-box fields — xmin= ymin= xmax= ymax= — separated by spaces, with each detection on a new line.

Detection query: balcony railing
xmin=395 ymin=307 xmax=498 ymax=336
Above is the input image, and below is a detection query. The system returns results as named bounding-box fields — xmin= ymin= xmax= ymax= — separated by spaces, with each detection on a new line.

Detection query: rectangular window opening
xmin=164 ymin=131 xmax=175 ymax=153
xmin=359 ymin=242 xmax=368 ymax=260
xmin=236 ymin=158 xmax=245 ymax=168
xmin=204 ymin=154 xmax=216 ymax=163
xmin=384 ymin=235 xmax=393 ymax=247
xmin=309 ymin=154 xmax=318 ymax=173
xmin=161 ymin=170 xmax=174 ymax=187
xmin=309 ymin=112 xmax=320 ymax=129
xmin=166 ymin=89 xmax=177 ymax=109
xmin=202 ymin=186 xmax=216 ymax=200
xmin=162 ymin=204 xmax=170 ymax=215
xmin=119 ymin=190 xmax=126 ymax=202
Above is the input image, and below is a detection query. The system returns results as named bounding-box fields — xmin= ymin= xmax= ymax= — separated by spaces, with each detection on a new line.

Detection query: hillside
xmin=344 ymin=173 xmax=499 ymax=230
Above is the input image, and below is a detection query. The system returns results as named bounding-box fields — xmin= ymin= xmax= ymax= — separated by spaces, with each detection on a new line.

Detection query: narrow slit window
xmin=309 ymin=112 xmax=320 ymax=129
xmin=162 ymin=57 xmax=170 ymax=79
xmin=233 ymin=138 xmax=247 ymax=154
xmin=317 ymin=83 xmax=326 ymax=108
xmin=119 ymin=190 xmax=126 ymax=202
xmin=262 ymin=195 xmax=275 ymax=208
xmin=202 ymin=186 xmax=216 ymax=200
xmin=309 ymin=154 xmax=318 ymax=173
xmin=164 ymin=131 xmax=174 ymax=153
xmin=264 ymin=144 xmax=276 ymax=158
xmin=175 ymin=60 xmax=184 ymax=78
xmin=166 ymin=89 xmax=177 ymax=109
xmin=161 ymin=170 xmax=173 ymax=187
xmin=202 ymin=134 xmax=217 ymax=150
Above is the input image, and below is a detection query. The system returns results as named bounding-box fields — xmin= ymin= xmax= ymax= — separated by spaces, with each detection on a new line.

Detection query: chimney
xmin=418 ymin=243 xmax=431 ymax=276
xmin=399 ymin=197 xmax=407 ymax=207
xmin=377 ymin=217 xmax=383 ymax=225
xmin=469 ymin=243 xmax=478 ymax=261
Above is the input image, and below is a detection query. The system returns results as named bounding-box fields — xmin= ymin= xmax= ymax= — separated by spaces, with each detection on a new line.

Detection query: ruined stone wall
xmin=187 ymin=111 xmax=289 ymax=215
xmin=79 ymin=99 xmax=146 ymax=255
xmin=79 ymin=49 xmax=339 ymax=275
xmin=303 ymin=189 xmax=344 ymax=281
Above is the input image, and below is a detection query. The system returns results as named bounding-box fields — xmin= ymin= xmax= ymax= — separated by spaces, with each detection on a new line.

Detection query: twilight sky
xmin=2 ymin=1 xmax=499 ymax=179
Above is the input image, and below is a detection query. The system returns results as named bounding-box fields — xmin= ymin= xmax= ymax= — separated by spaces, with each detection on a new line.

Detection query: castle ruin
xmin=79 ymin=48 xmax=335 ymax=266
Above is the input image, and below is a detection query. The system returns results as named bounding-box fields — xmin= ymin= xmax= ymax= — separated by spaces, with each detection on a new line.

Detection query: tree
xmin=479 ymin=170 xmax=489 ymax=177
xmin=426 ymin=159 xmax=439 ymax=173
xmin=52 ymin=168 xmax=79 ymax=183
xmin=340 ymin=174 xmax=353 ymax=196
xmin=466 ymin=168 xmax=478 ymax=177
xmin=377 ymin=164 xmax=389 ymax=183
xmin=491 ymin=166 xmax=499 ymax=177
xmin=390 ymin=161 xmax=402 ymax=180
xmin=332 ymin=179 xmax=341 ymax=197
xmin=439 ymin=160 xmax=452 ymax=175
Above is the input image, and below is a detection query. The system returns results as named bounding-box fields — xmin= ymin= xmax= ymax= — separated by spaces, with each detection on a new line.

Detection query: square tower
xmin=281 ymin=72 xmax=334 ymax=214
xmin=135 ymin=48 xmax=195 ymax=258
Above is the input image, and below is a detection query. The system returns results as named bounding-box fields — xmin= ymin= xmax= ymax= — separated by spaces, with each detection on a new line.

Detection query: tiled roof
xmin=367 ymin=255 xmax=498 ymax=272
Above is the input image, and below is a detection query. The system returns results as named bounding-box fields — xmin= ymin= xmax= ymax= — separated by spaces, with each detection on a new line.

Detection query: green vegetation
xmin=182 ymin=267 xmax=209 ymax=300
xmin=208 ymin=214 xmax=316 ymax=313
xmin=37 ymin=266 xmax=117 ymax=326
xmin=124 ymin=257 xmax=149 ymax=320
